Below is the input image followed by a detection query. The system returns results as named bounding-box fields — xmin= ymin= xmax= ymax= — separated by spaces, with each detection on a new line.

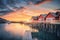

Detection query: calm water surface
xmin=0 ymin=23 xmax=33 ymax=40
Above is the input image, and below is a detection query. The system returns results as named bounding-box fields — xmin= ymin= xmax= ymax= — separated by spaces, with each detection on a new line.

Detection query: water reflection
xmin=0 ymin=23 xmax=32 ymax=40
xmin=5 ymin=23 xmax=32 ymax=36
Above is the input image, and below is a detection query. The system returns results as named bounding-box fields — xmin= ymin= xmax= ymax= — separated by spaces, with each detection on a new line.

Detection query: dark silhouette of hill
xmin=0 ymin=18 xmax=8 ymax=23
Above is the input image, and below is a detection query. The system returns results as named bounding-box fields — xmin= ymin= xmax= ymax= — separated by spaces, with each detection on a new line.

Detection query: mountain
xmin=0 ymin=18 xmax=8 ymax=23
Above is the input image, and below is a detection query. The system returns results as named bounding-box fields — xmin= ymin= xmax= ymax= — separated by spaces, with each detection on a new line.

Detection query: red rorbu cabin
xmin=38 ymin=14 xmax=47 ymax=23
xmin=31 ymin=16 xmax=39 ymax=23
xmin=45 ymin=12 xmax=60 ymax=23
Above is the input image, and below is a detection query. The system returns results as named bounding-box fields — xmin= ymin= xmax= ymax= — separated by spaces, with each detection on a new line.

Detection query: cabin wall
xmin=46 ymin=14 xmax=55 ymax=23
xmin=38 ymin=16 xmax=44 ymax=22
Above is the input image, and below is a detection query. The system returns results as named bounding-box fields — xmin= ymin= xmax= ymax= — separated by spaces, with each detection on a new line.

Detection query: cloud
xmin=0 ymin=0 xmax=51 ymax=11
xmin=0 ymin=0 xmax=52 ymax=16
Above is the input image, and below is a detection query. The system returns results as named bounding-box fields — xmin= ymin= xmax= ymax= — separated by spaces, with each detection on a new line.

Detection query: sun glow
xmin=1 ymin=8 xmax=32 ymax=22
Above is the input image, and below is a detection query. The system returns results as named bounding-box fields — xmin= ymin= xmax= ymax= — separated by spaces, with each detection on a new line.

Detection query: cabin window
xmin=46 ymin=18 xmax=55 ymax=21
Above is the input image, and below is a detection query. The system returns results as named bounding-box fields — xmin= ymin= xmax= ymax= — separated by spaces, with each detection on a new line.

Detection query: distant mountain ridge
xmin=0 ymin=18 xmax=8 ymax=23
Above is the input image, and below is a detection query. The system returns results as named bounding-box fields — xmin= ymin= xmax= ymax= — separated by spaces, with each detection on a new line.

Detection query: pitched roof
xmin=32 ymin=16 xmax=39 ymax=20
xmin=48 ymin=12 xmax=60 ymax=17
xmin=56 ymin=11 xmax=60 ymax=16
xmin=39 ymin=14 xmax=47 ymax=18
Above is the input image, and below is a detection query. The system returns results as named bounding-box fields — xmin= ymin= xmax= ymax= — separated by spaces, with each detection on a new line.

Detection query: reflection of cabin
xmin=0 ymin=18 xmax=8 ymax=23
xmin=45 ymin=12 xmax=60 ymax=23
xmin=38 ymin=14 xmax=47 ymax=23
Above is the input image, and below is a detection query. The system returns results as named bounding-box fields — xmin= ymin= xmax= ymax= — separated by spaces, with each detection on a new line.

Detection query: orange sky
xmin=1 ymin=0 xmax=57 ymax=22
xmin=1 ymin=7 xmax=56 ymax=22
xmin=1 ymin=9 xmax=31 ymax=22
